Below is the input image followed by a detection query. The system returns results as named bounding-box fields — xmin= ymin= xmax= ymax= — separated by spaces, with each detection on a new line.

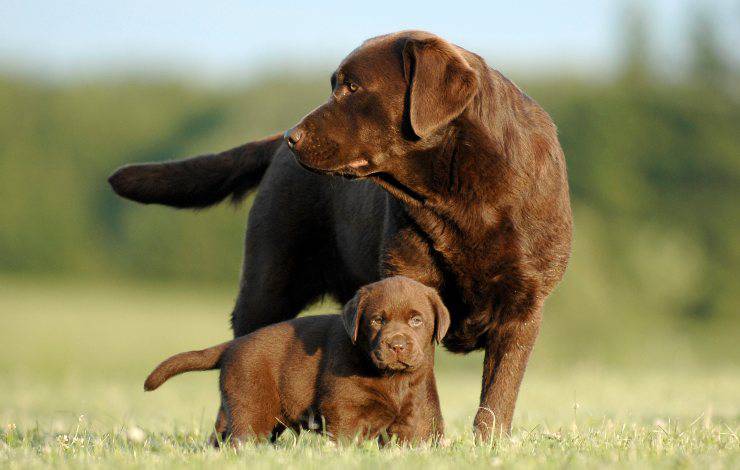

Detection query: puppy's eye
xmin=370 ymin=316 xmax=384 ymax=327
xmin=347 ymin=81 xmax=359 ymax=93
xmin=409 ymin=316 xmax=423 ymax=327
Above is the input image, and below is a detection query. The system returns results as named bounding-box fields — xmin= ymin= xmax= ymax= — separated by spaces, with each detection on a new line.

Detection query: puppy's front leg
xmin=323 ymin=407 xmax=387 ymax=444
xmin=417 ymin=376 xmax=445 ymax=442
xmin=385 ymin=397 xmax=443 ymax=446
xmin=383 ymin=420 xmax=417 ymax=446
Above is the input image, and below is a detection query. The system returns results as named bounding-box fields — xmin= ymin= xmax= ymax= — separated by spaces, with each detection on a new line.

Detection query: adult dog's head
xmin=284 ymin=30 xmax=480 ymax=181
xmin=342 ymin=276 xmax=450 ymax=372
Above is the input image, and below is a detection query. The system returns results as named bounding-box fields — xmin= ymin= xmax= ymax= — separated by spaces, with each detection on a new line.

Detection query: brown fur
xmin=111 ymin=31 xmax=572 ymax=440
xmin=145 ymin=276 xmax=450 ymax=445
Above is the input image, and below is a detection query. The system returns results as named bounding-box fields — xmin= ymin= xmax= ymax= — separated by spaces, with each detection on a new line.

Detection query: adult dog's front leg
xmin=474 ymin=306 xmax=542 ymax=442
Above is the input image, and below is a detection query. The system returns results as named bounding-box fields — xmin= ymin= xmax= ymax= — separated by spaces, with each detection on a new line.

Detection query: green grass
xmin=1 ymin=278 xmax=738 ymax=468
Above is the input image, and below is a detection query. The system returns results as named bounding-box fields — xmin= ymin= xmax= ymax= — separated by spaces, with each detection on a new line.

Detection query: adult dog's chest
xmin=403 ymin=205 xmax=526 ymax=293
xmin=384 ymin=205 xmax=537 ymax=351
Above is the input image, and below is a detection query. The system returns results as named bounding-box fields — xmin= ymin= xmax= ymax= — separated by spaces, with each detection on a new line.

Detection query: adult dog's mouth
xmin=290 ymin=152 xmax=425 ymax=203
xmin=290 ymin=152 xmax=370 ymax=180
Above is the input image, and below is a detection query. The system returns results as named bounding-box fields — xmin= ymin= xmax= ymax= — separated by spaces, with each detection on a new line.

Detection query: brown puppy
xmin=111 ymin=30 xmax=572 ymax=439
xmin=144 ymin=276 xmax=450 ymax=444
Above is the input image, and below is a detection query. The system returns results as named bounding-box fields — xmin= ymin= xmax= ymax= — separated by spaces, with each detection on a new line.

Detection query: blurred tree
xmin=619 ymin=2 xmax=652 ymax=86
xmin=688 ymin=5 xmax=732 ymax=91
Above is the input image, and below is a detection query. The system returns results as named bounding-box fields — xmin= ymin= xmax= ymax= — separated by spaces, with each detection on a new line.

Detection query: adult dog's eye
xmin=370 ymin=316 xmax=383 ymax=327
xmin=347 ymin=81 xmax=359 ymax=93
xmin=409 ymin=316 xmax=423 ymax=327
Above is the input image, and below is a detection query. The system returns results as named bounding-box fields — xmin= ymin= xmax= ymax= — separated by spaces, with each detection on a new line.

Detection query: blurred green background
xmin=2 ymin=4 xmax=738 ymax=366
xmin=0 ymin=3 xmax=739 ymax=455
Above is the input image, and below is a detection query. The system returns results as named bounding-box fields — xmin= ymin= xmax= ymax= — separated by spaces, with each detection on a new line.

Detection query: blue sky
xmin=1 ymin=0 xmax=737 ymax=81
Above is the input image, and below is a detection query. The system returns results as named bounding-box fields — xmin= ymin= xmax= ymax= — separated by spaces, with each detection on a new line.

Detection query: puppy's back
xmin=145 ymin=315 xmax=341 ymax=397
xmin=232 ymin=315 xmax=341 ymax=414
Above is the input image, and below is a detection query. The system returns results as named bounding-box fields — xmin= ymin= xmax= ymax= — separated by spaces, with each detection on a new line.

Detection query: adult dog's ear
xmin=426 ymin=287 xmax=451 ymax=343
xmin=341 ymin=288 xmax=367 ymax=344
xmin=402 ymin=37 xmax=479 ymax=138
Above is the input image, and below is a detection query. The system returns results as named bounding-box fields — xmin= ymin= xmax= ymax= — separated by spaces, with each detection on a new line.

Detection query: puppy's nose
xmin=284 ymin=127 xmax=303 ymax=149
xmin=387 ymin=335 xmax=407 ymax=354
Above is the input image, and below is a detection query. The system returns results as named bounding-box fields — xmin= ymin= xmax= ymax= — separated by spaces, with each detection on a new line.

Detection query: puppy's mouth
xmin=371 ymin=350 xmax=418 ymax=372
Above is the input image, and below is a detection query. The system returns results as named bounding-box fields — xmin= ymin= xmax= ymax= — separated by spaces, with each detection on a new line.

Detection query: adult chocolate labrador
xmin=109 ymin=30 xmax=572 ymax=440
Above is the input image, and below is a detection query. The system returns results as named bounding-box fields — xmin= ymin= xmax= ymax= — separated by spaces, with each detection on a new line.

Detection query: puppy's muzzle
xmin=373 ymin=334 xmax=419 ymax=371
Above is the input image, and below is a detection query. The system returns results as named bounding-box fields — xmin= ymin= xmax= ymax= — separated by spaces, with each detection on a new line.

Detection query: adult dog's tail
xmin=108 ymin=133 xmax=284 ymax=208
xmin=144 ymin=341 xmax=231 ymax=391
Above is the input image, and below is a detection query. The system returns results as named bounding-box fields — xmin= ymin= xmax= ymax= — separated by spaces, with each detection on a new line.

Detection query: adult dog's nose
xmin=387 ymin=335 xmax=407 ymax=354
xmin=284 ymin=127 xmax=303 ymax=149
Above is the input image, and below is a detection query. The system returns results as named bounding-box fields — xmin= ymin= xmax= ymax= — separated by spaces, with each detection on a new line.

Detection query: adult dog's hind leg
xmin=230 ymin=158 xmax=331 ymax=338
xmin=230 ymin=242 xmax=325 ymax=337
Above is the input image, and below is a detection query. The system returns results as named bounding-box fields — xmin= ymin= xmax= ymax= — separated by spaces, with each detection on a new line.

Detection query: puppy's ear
xmin=341 ymin=289 xmax=366 ymax=344
xmin=426 ymin=288 xmax=450 ymax=343
xmin=402 ymin=37 xmax=479 ymax=138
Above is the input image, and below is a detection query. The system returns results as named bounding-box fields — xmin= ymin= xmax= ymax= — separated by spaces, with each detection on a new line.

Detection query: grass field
xmin=1 ymin=278 xmax=738 ymax=468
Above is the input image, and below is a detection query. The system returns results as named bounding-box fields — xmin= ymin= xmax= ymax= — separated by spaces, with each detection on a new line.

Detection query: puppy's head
xmin=284 ymin=30 xmax=479 ymax=180
xmin=342 ymin=276 xmax=450 ymax=372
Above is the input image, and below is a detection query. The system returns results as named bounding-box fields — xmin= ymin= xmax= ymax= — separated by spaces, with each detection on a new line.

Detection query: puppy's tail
xmin=109 ymin=133 xmax=284 ymax=208
xmin=144 ymin=341 xmax=231 ymax=391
